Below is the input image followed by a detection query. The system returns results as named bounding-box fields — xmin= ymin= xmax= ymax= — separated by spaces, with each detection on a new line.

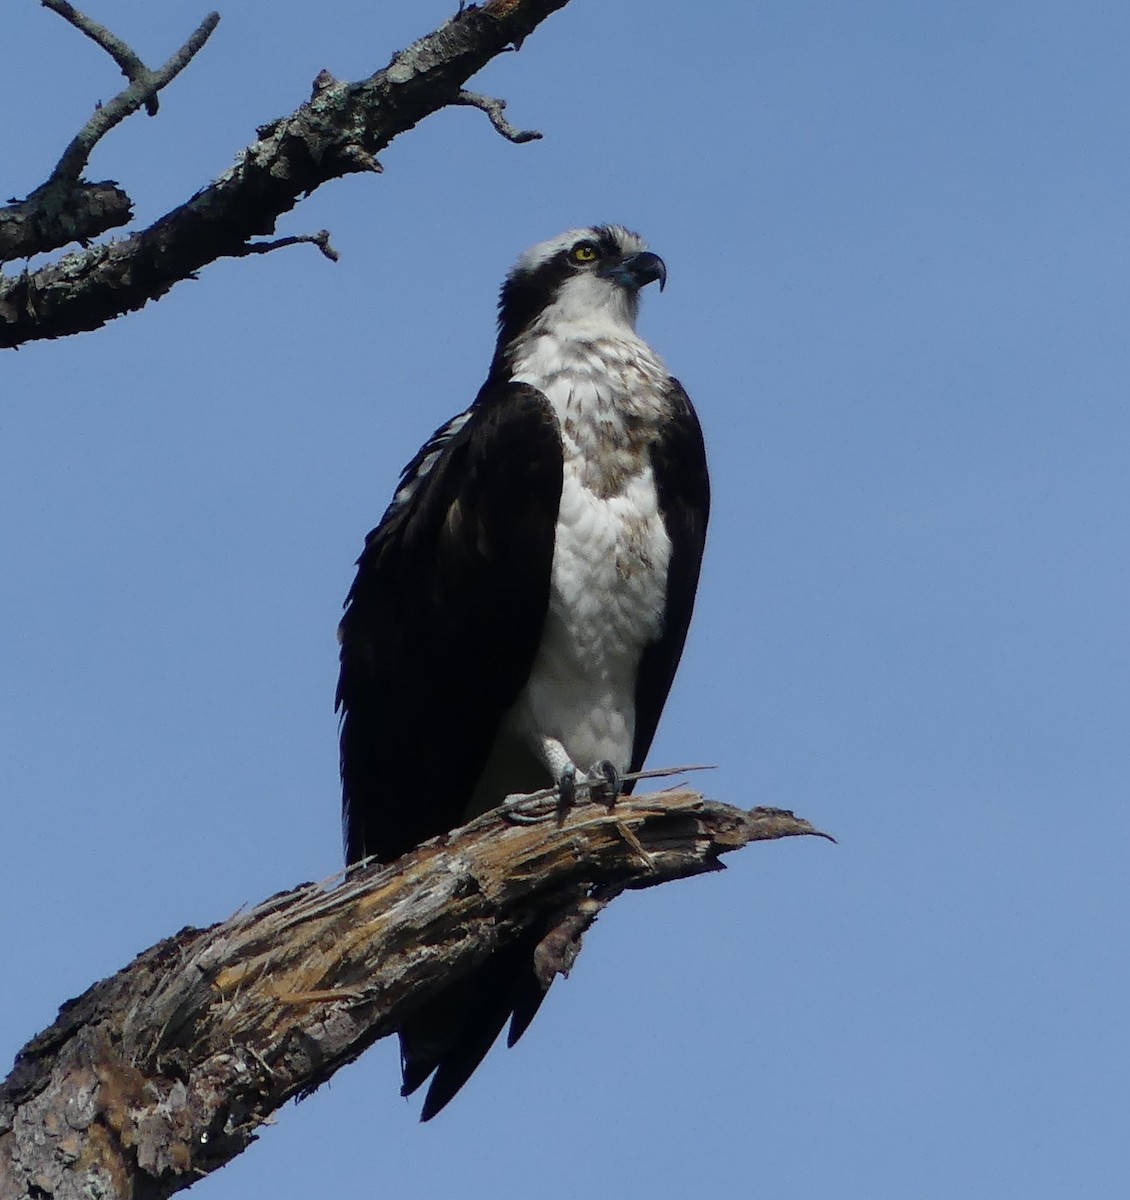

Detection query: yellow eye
xmin=570 ymin=242 xmax=599 ymax=264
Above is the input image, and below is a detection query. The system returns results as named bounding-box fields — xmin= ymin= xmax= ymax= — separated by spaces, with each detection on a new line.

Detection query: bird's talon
xmin=591 ymin=759 xmax=622 ymax=804
xmin=557 ymin=765 xmax=577 ymax=810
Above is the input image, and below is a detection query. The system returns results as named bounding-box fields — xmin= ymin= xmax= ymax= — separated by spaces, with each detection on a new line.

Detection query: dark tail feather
xmin=400 ymin=931 xmax=549 ymax=1121
xmin=399 ymin=1050 xmax=436 ymax=1100
xmin=506 ymin=969 xmax=548 ymax=1048
xmin=417 ymin=1001 xmax=514 ymax=1121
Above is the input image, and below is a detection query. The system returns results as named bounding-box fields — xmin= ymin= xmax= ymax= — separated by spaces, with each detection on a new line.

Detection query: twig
xmin=46 ymin=6 xmax=222 ymax=185
xmin=42 ymin=0 xmax=163 ymax=114
xmin=454 ymin=89 xmax=543 ymax=142
xmin=232 ymin=230 xmax=340 ymax=263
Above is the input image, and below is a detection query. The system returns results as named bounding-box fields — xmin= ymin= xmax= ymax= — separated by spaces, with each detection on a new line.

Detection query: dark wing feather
xmin=337 ymin=381 xmax=563 ymax=864
xmin=628 ymin=378 xmax=710 ymax=784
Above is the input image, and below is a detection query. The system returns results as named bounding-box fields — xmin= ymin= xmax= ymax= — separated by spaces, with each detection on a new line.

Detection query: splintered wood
xmin=0 ymin=789 xmax=827 ymax=1200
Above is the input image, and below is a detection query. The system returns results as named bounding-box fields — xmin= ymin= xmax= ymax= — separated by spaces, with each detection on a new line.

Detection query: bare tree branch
xmin=0 ymin=0 xmax=572 ymax=348
xmin=0 ymin=6 xmax=220 ymax=267
xmin=0 ymin=787 xmax=828 ymax=1199
xmin=44 ymin=5 xmax=223 ymax=182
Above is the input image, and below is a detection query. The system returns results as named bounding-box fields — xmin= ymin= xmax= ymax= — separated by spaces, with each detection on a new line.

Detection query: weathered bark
xmin=0 ymin=0 xmax=571 ymax=348
xmin=0 ymin=182 xmax=133 ymax=263
xmin=0 ymin=788 xmax=827 ymax=1200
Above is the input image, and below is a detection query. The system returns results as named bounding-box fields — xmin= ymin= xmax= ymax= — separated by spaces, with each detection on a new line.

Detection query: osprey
xmin=337 ymin=224 xmax=709 ymax=1119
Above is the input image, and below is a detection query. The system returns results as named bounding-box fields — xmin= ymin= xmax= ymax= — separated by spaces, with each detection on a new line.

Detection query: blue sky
xmin=3 ymin=1 xmax=1128 ymax=1196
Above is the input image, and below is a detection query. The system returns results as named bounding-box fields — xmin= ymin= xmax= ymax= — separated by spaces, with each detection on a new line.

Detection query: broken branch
xmin=0 ymin=786 xmax=828 ymax=1198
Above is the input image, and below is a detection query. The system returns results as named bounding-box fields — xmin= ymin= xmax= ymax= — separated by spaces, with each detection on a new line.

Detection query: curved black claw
xmin=556 ymin=764 xmax=577 ymax=811
xmin=592 ymin=759 xmax=622 ymax=804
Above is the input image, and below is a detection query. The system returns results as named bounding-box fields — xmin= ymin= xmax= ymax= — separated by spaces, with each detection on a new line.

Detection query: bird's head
xmin=495 ymin=225 xmax=667 ymax=355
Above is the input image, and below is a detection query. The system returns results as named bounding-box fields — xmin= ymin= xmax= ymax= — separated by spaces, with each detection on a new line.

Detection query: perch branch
xmin=0 ymin=787 xmax=828 ymax=1199
xmin=0 ymin=0 xmax=572 ymax=345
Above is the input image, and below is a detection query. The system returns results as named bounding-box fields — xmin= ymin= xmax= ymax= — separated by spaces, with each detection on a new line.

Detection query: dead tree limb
xmin=0 ymin=0 xmax=571 ymax=349
xmin=0 ymin=788 xmax=828 ymax=1200
xmin=0 ymin=5 xmax=221 ymax=265
xmin=42 ymin=3 xmax=223 ymax=177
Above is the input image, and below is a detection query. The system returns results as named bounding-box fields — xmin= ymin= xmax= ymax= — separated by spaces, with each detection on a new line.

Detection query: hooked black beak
xmin=604 ymin=250 xmax=668 ymax=292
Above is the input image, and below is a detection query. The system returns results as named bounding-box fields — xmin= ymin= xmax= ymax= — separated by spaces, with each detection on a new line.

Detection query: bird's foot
xmin=502 ymin=787 xmax=557 ymax=824
xmin=501 ymin=764 xmax=580 ymax=825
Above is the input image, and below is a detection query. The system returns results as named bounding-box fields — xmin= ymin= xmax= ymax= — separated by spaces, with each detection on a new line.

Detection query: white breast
xmin=519 ymin=458 xmax=669 ymax=772
xmin=504 ymin=331 xmax=673 ymax=777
